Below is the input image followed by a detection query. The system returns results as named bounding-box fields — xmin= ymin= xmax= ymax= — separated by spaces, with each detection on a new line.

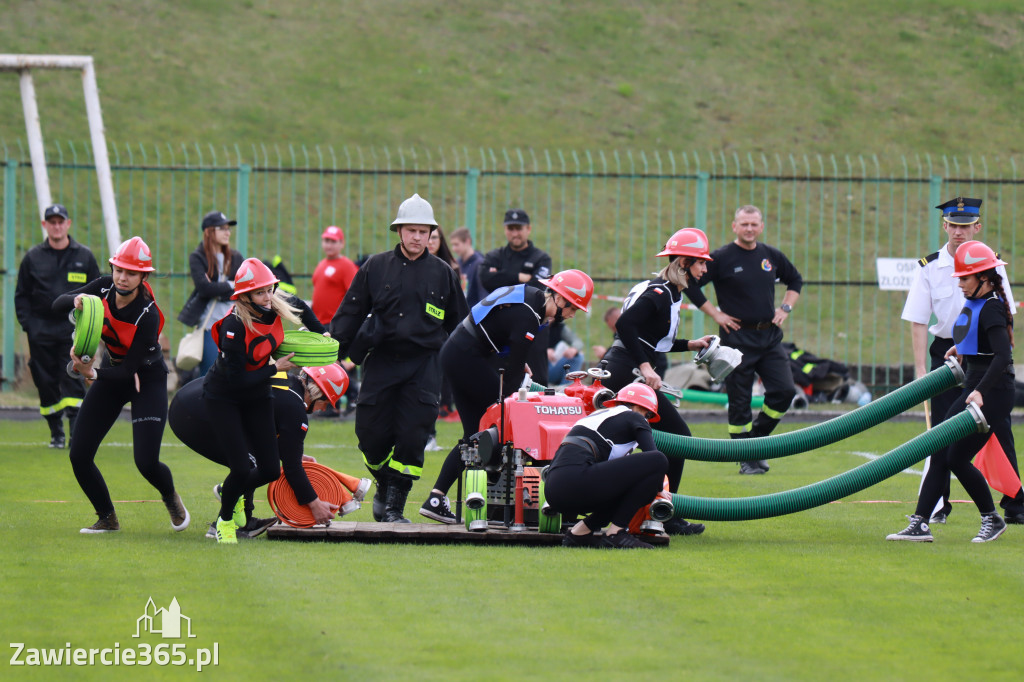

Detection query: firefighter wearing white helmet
xmin=419 ymin=269 xmax=594 ymax=524
xmin=330 ymin=193 xmax=468 ymax=523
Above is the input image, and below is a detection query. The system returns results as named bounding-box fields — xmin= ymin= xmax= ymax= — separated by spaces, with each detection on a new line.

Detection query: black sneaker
xmin=739 ymin=460 xmax=767 ymax=475
xmin=562 ymin=530 xmax=602 ymax=548
xmin=663 ymin=518 xmax=706 ymax=536
xmin=238 ymin=516 xmax=278 ymax=539
xmin=928 ymin=512 xmax=948 ymax=524
xmin=601 ymin=531 xmax=654 ymax=549
xmin=418 ymin=492 xmax=457 ymax=524
xmin=205 ymin=522 xmax=217 ymax=539
xmin=886 ymin=514 xmax=933 ymax=542
xmin=1004 ymin=510 xmax=1024 ymax=525
xmin=49 ymin=435 xmax=66 ymax=449
xmin=972 ymin=513 xmax=1007 ymax=543
xmin=81 ymin=511 xmax=120 ymax=534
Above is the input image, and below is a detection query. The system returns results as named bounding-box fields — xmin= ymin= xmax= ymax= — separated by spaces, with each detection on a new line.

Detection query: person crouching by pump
xmin=54 ymin=236 xmax=189 ymax=535
xmin=545 ymin=383 xmax=670 ymax=549
xmin=203 ymin=258 xmax=302 ymax=544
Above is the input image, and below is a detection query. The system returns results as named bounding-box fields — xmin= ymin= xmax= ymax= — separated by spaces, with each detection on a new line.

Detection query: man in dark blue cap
xmin=902 ymin=197 xmax=1023 ymax=524
xmin=15 ymin=204 xmax=101 ymax=447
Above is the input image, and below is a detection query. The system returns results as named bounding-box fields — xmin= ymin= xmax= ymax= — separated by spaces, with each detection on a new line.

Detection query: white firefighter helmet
xmin=390 ymin=193 xmax=438 ymax=231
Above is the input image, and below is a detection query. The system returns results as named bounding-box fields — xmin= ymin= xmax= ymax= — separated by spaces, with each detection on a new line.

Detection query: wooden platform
xmin=266 ymin=521 xmax=670 ymax=546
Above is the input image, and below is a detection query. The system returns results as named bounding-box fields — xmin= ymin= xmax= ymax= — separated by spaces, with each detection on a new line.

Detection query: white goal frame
xmin=0 ymin=54 xmax=121 ymax=253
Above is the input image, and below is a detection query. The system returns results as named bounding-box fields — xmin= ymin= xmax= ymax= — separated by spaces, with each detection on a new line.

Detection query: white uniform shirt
xmin=901 ymin=245 xmax=1016 ymax=339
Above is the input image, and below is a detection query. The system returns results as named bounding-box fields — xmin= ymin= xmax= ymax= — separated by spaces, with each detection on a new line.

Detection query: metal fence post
xmin=928 ymin=175 xmax=943 ymax=253
xmin=465 ymin=167 xmax=480 ymax=243
xmin=3 ymin=160 xmax=17 ymax=392
xmin=236 ymin=163 xmax=251 ymax=256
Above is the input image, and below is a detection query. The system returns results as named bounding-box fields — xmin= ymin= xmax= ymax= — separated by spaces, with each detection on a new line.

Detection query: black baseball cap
xmin=44 ymin=204 xmax=69 ymax=220
xmin=201 ymin=210 xmax=237 ymax=231
xmin=503 ymin=209 xmax=530 ymax=226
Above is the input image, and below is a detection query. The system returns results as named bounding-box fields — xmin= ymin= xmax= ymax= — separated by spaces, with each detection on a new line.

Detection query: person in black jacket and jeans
xmin=177 ymin=211 xmax=244 ymax=376
xmin=15 ymin=203 xmax=101 ymax=448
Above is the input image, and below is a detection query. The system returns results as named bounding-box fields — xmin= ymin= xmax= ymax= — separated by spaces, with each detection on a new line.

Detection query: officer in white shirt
xmin=901 ymin=197 xmax=1016 ymax=522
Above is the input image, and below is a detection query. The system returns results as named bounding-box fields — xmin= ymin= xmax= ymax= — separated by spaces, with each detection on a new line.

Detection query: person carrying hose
xmin=601 ymin=228 xmax=715 ymax=536
xmin=888 ymin=241 xmax=1020 ymax=543
xmin=544 ymin=383 xmax=670 ymax=549
xmin=418 ymin=269 xmax=595 ymax=524
xmin=204 ymin=258 xmax=304 ymax=544
xmin=171 ymin=363 xmax=354 ymax=538
xmin=55 ymin=236 xmax=189 ymax=534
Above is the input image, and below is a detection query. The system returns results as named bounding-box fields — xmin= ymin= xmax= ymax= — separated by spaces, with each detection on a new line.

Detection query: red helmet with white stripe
xmin=109 ymin=236 xmax=156 ymax=272
xmin=231 ymin=258 xmax=279 ymax=300
xmin=951 ymin=241 xmax=1006 ymax=278
xmin=538 ymin=269 xmax=594 ymax=313
xmin=604 ymin=382 xmax=660 ymax=423
xmin=656 ymin=228 xmax=712 ymax=261
xmin=302 ymin=363 xmax=349 ymax=408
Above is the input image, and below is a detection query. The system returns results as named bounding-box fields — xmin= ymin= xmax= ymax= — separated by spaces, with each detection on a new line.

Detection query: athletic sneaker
xmin=886 ymin=514 xmax=933 ymax=542
xmin=212 ymin=483 xmax=223 ymax=501
xmin=425 ymin=436 xmax=443 ymax=452
xmin=562 ymin=530 xmax=602 ymax=548
xmin=215 ymin=517 xmax=238 ymax=544
xmin=49 ymin=435 xmax=66 ymax=449
xmin=80 ymin=511 xmax=120 ymax=534
xmin=163 ymin=491 xmax=191 ymax=532
xmin=1003 ymin=509 xmax=1024 ymax=525
xmin=972 ymin=513 xmax=1007 ymax=543
xmin=663 ymin=518 xmax=706 ymax=536
xmin=419 ymin=491 xmax=458 ymax=524
xmin=928 ymin=512 xmax=948 ymax=524
xmin=739 ymin=460 xmax=768 ymax=475
xmin=238 ymin=516 xmax=278 ymax=539
xmin=232 ymin=496 xmax=246 ymax=528
xmin=601 ymin=531 xmax=654 ymax=549
xmin=205 ymin=522 xmax=217 ymax=539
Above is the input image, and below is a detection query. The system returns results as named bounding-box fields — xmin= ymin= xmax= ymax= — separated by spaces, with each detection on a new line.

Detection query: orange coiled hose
xmin=267 ymin=462 xmax=363 ymax=528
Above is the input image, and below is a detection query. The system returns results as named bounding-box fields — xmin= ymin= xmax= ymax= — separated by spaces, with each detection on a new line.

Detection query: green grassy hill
xmin=2 ymin=0 xmax=1023 ymax=156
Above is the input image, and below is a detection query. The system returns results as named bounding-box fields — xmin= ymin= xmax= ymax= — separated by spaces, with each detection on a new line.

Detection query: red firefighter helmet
xmin=951 ymin=241 xmax=1007 ymax=278
xmin=604 ymin=382 xmax=660 ymax=423
xmin=538 ymin=269 xmax=594 ymax=313
xmin=108 ymin=236 xmax=156 ymax=272
xmin=656 ymin=228 xmax=713 ymax=260
xmin=301 ymin=363 xmax=349 ymax=408
xmin=231 ymin=258 xmax=280 ymax=300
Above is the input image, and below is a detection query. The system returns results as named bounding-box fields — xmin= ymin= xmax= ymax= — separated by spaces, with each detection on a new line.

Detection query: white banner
xmin=875 ymin=258 xmax=918 ymax=291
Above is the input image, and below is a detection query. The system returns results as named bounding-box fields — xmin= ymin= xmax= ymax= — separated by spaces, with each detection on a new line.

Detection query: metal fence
xmin=3 ymin=141 xmax=1023 ymax=392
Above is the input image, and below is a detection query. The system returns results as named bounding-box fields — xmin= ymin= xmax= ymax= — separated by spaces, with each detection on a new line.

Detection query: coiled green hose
xmin=653 ymin=359 xmax=964 ymax=462
xmin=656 ymin=405 xmax=984 ymax=522
xmin=72 ymin=295 xmax=104 ymax=359
xmin=273 ymin=330 xmax=340 ymax=367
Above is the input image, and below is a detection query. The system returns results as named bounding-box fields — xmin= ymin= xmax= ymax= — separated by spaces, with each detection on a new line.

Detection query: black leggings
xmin=205 ymin=396 xmax=281 ymax=522
xmin=69 ymin=372 xmax=173 ymax=516
xmin=915 ymin=379 xmax=1014 ymax=518
xmin=545 ymin=450 xmax=669 ymax=529
xmin=602 ymin=348 xmax=689 ymax=492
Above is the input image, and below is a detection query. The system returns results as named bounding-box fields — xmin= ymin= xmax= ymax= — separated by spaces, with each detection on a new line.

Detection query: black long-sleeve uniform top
xmin=478 ymin=241 xmax=553 ymax=292
xmin=956 ymin=294 xmax=1014 ymax=396
xmin=685 ymin=242 xmax=802 ymax=323
xmin=53 ymin=276 xmax=166 ymax=382
xmin=548 ymin=406 xmax=657 ymax=470
xmin=16 ymin=237 xmax=101 ymax=343
xmin=615 ymin=278 xmax=694 ymax=368
xmin=466 ymin=285 xmax=547 ymax=395
xmin=331 ymin=245 xmax=467 ymax=359
xmin=204 ymin=308 xmax=282 ymax=400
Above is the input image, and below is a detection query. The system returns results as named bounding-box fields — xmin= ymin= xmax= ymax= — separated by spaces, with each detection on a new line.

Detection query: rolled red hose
xmin=267 ymin=462 xmax=354 ymax=528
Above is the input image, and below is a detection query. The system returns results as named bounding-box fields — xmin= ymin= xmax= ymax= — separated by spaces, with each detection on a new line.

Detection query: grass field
xmin=2 ymin=413 xmax=1021 ymax=680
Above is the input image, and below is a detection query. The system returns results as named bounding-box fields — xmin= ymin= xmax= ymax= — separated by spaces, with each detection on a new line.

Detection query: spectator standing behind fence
xmin=901 ymin=197 xmax=1021 ymax=524
xmin=311 ymin=225 xmax=359 ymax=326
xmin=479 ymin=209 xmax=554 ymax=385
xmin=330 ymin=194 xmax=467 ymax=523
xmin=449 ymin=227 xmax=485 ymax=307
xmin=685 ymin=205 xmax=802 ymax=475
xmin=176 ymin=211 xmax=244 ymax=376
xmin=888 ymin=240 xmax=1019 ymax=543
xmin=15 ymin=203 xmax=100 ymax=448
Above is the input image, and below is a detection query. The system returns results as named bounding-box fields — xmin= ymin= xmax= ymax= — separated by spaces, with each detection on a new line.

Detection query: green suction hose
xmin=654 ymin=405 xmax=984 ymax=522
xmin=653 ymin=359 xmax=964 ymax=462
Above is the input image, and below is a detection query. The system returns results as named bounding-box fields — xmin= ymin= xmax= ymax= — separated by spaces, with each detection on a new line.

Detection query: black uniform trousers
xmin=916 ymin=373 xmax=1016 ymax=518
xmin=545 ymin=450 xmax=668 ymax=529
xmin=722 ymin=326 xmax=796 ymax=437
xmin=69 ymin=369 xmax=173 ymax=516
xmin=355 ymin=349 xmax=441 ymax=481
xmin=205 ymin=395 xmax=281 ymax=522
xmin=28 ymin=337 xmax=86 ymax=431
xmin=921 ymin=337 xmax=958 ymax=514
xmin=602 ymin=345 xmax=689 ymax=492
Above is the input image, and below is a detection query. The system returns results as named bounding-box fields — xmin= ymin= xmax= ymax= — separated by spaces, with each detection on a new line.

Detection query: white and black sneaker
xmin=972 ymin=513 xmax=1006 ymax=543
xmin=887 ymin=514 xmax=933 ymax=542
xmin=418 ymin=491 xmax=457 ymax=524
